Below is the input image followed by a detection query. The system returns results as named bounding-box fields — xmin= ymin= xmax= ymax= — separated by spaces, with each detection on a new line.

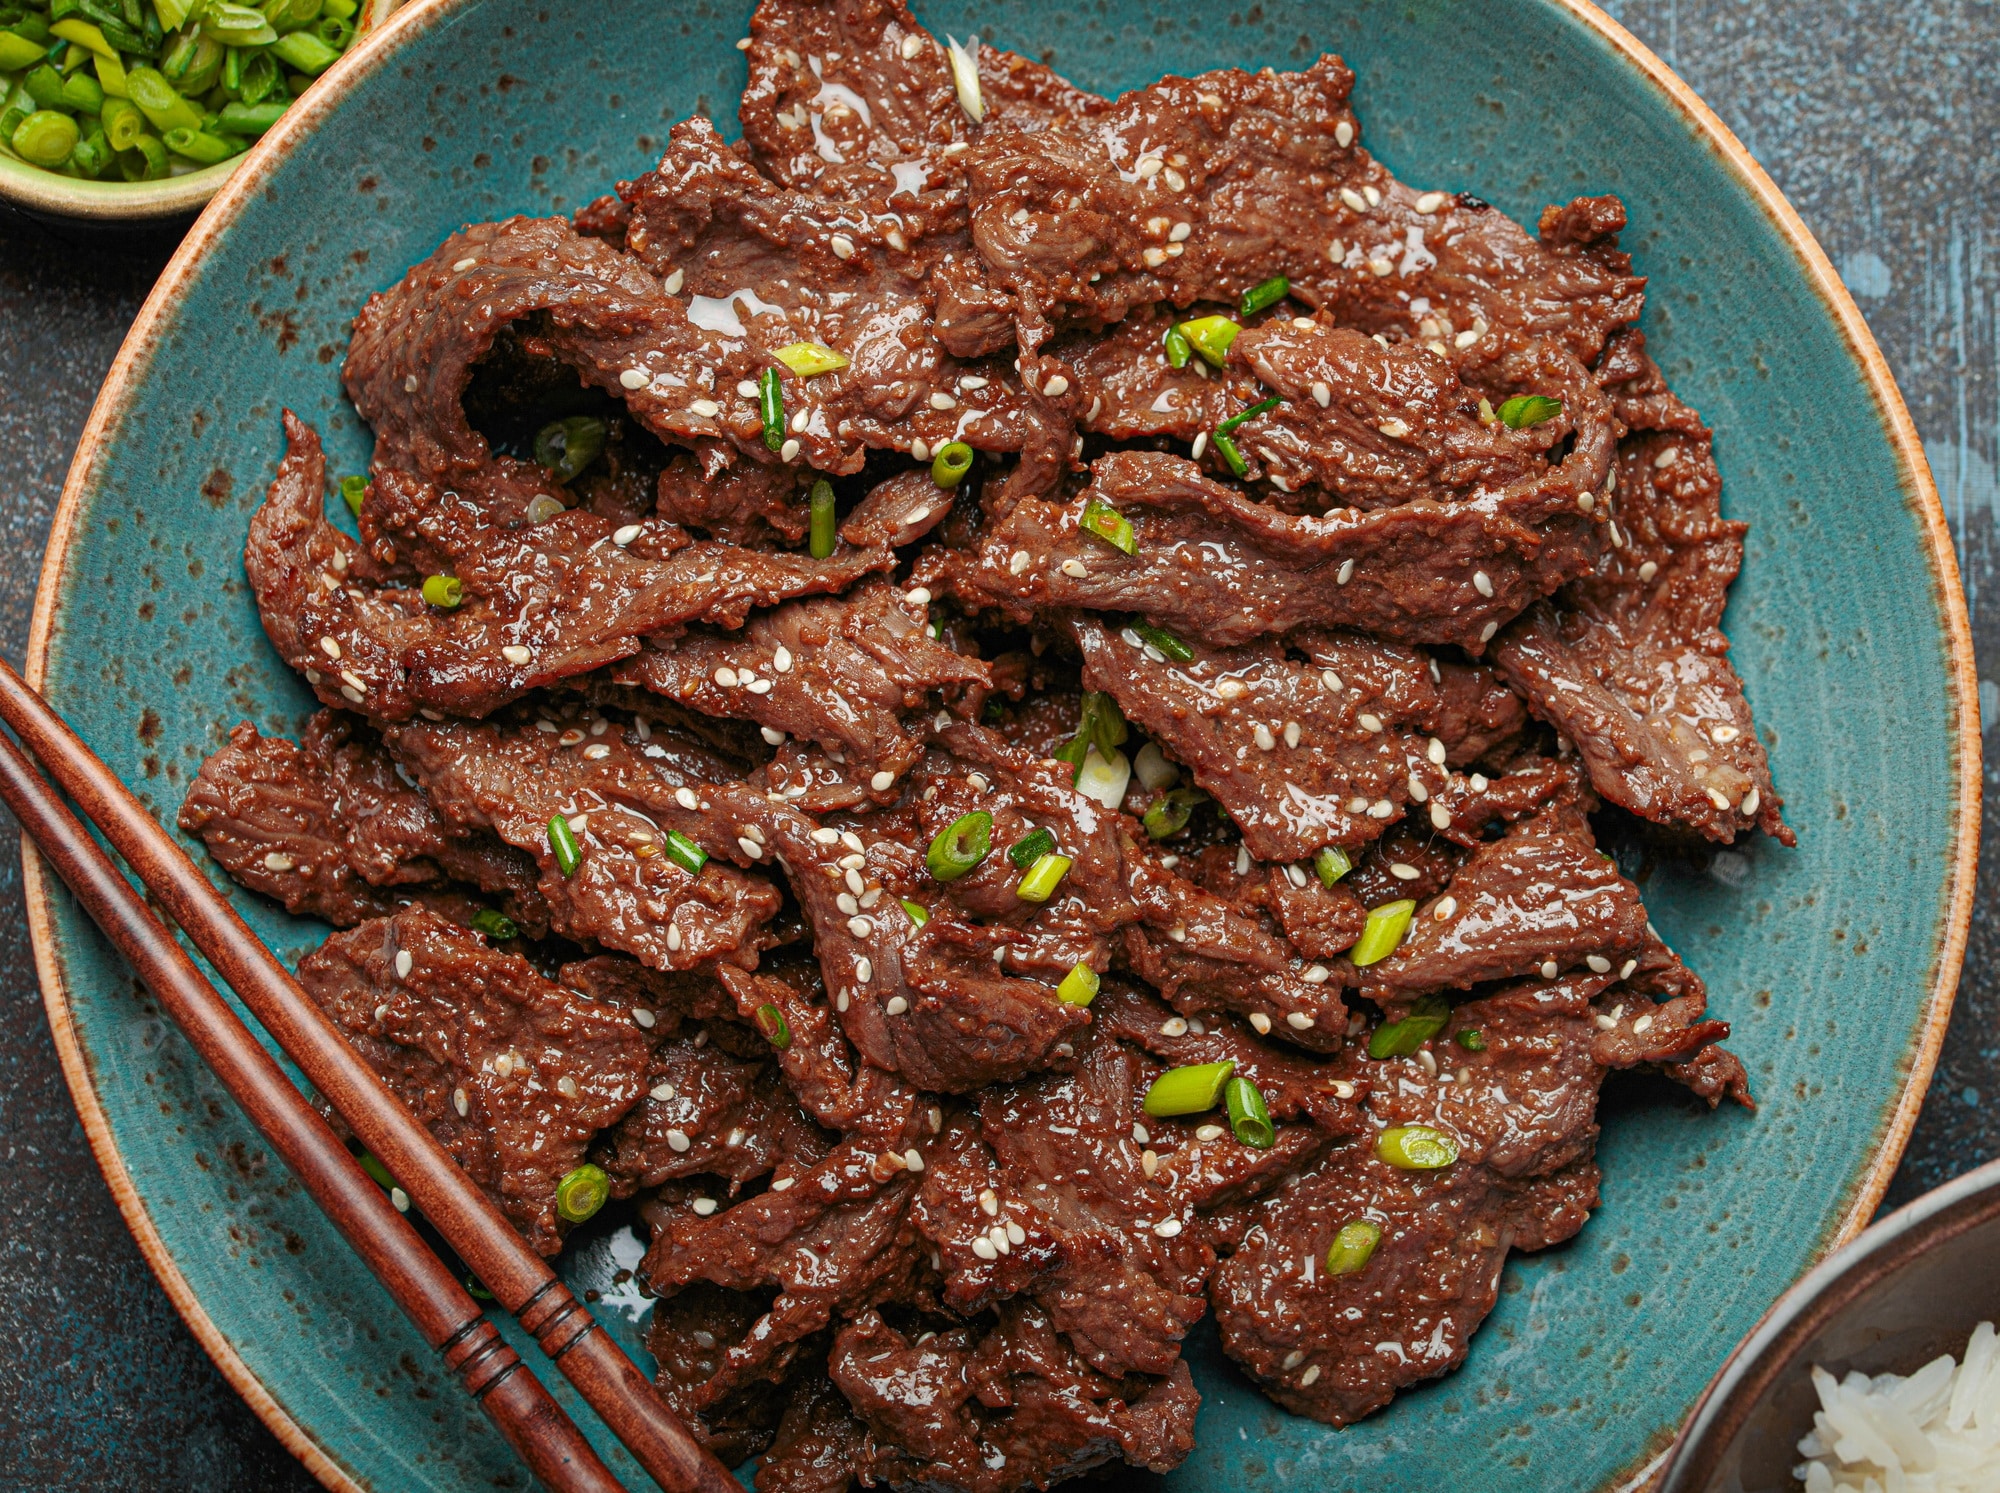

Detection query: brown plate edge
xmin=18 ymin=0 xmax=1979 ymax=1489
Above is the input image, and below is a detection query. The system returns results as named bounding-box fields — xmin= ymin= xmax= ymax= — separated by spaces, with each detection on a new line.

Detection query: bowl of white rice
xmin=1658 ymin=1158 xmax=2000 ymax=1493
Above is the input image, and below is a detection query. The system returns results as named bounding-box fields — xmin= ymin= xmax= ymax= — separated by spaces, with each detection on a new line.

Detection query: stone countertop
xmin=0 ymin=2 xmax=1991 ymax=1486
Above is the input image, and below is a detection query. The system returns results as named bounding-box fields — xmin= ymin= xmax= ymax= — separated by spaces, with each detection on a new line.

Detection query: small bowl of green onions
xmin=0 ymin=0 xmax=391 ymax=225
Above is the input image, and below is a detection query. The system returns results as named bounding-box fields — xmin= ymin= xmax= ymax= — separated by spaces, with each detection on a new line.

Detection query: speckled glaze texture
xmin=20 ymin=1 xmax=1975 ymax=1490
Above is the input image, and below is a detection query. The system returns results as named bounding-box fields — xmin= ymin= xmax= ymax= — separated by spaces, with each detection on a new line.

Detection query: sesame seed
xmin=1195 ymin=1123 xmax=1224 ymax=1142
xmin=1358 ymin=713 xmax=1384 ymax=733
xmin=855 ymin=957 xmax=873 ymax=983
xmin=869 ymin=770 xmax=895 ymax=791
xmin=1470 ymin=774 xmax=1489 ymax=792
xmin=667 ymin=1128 xmax=691 ymax=1152
xmin=1283 ymin=1349 xmax=1306 ymax=1370
xmin=901 ymin=33 xmax=923 ymax=57
xmin=1473 ymin=570 xmax=1494 ymax=598
xmin=829 ymin=234 xmax=855 ymax=258
xmin=1594 ymin=1013 xmax=1618 ymax=1031
xmin=905 ymin=1149 xmax=926 ymax=1172
xmin=1390 ymin=862 xmax=1419 ymax=881
xmin=1310 ymin=380 xmax=1332 ymax=408
xmin=495 ymin=1053 xmax=514 ymax=1076
xmin=318 ymin=636 xmax=342 ymax=660
xmin=501 ymin=645 xmax=532 ymax=665
xmin=613 ymin=523 xmax=642 ymax=546
xmin=1430 ymin=802 xmax=1451 ymax=829
xmin=1302 ymin=965 xmax=1331 ymax=984
xmin=1191 ymin=431 xmax=1208 ymax=459
xmin=1322 ymin=671 xmax=1345 ymax=693
xmin=1741 ymin=788 xmax=1761 ymax=817
xmin=632 ymin=1007 xmax=656 ymax=1030
xmin=1541 ymin=960 xmax=1560 ymax=979
xmin=1370 ymin=257 xmax=1394 ymax=277
xmin=842 ymin=831 xmax=866 ymax=853
xmin=1378 ymin=418 xmax=1411 ymax=439
xmin=619 ymin=368 xmax=650 ymax=389
xmin=651 ymin=1082 xmax=676 ymax=1103
xmin=1060 ymin=558 xmax=1088 ymax=577
xmin=847 ymin=916 xmax=875 ymax=937
xmin=1300 ymin=1365 xmax=1322 ymax=1387
xmin=737 ymin=380 xmax=759 ymax=398
xmin=1587 ymin=955 xmax=1612 ymax=974
xmin=761 ymin=726 xmax=787 ymax=747
xmin=1254 ymin=723 xmax=1277 ymax=751
xmin=1284 ymin=721 xmax=1302 ymax=748
xmin=1337 ymin=558 xmax=1355 ymax=585
xmin=780 ymin=438 xmax=801 ymax=462
xmin=746 ymin=678 xmax=773 ymax=695
xmin=1633 ymin=558 xmax=1659 ymax=583
xmin=1417 ymin=1048 xmax=1438 ymax=1076
xmin=1433 ymin=896 xmax=1458 ymax=920
xmin=1706 ymin=788 xmax=1733 ymax=811
xmin=1479 ymin=621 xmax=1499 ymax=643
xmin=557 ymin=1076 xmax=579 ymax=1097
xmin=1620 ymin=960 xmax=1638 ymax=980
xmin=1141 ymin=1149 xmax=1160 ymax=1177
xmin=1153 ymin=1217 xmax=1183 ymax=1237
xmin=1633 ymin=1014 xmax=1655 ymax=1034
xmin=971 ymin=1236 xmax=998 ymax=1260
xmin=838 ymin=892 xmax=859 ymax=915
xmin=1414 ymin=191 xmax=1446 ymax=214
xmin=691 ymin=1197 xmax=718 ymax=1216
xmin=738 ymin=836 xmax=764 ymax=859
xmin=1335 ymin=120 xmax=1355 ymax=147
xmin=1249 ymin=1012 xmax=1272 ymax=1035
xmin=453 ymin=1086 xmax=469 ymax=1116
xmin=690 ymin=398 xmax=719 ymax=418
xmin=391 ymin=1187 xmax=409 ymax=1212
xmin=1135 ymin=155 xmax=1163 ymax=177
xmin=395 ymin=950 xmax=413 ymax=979
xmin=582 ymin=743 xmax=611 ymax=760
xmin=1161 ymin=1017 xmax=1189 ymax=1036
xmin=1340 ymin=187 xmax=1368 ymax=211
xmin=885 ymin=994 xmax=908 ymax=1015
xmin=713 ymin=666 xmax=739 ymax=687
xmin=262 ymin=851 xmax=295 ymax=872
xmin=663 ymin=269 xmax=684 ymax=294
xmin=568 ymin=813 xmax=589 ymax=834
xmin=1164 ymin=168 xmax=1186 ymax=191
xmin=404 ymin=374 xmax=418 ymax=393
xmin=1654 ymin=447 xmax=1679 ymax=469
xmin=1286 ymin=1011 xmax=1315 ymax=1030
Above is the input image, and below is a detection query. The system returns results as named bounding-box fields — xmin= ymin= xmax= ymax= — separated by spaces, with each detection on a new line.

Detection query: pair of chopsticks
xmin=0 ymin=655 xmax=737 ymax=1493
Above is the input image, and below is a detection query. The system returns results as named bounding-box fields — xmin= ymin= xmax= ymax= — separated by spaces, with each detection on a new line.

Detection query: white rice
xmin=1795 ymin=1321 xmax=2000 ymax=1491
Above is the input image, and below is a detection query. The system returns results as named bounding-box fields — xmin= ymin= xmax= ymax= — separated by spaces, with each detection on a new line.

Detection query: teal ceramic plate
xmin=26 ymin=1 xmax=1977 ymax=1489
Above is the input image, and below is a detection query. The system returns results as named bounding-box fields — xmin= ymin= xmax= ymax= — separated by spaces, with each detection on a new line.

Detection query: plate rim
xmin=20 ymin=0 xmax=1979 ymax=1487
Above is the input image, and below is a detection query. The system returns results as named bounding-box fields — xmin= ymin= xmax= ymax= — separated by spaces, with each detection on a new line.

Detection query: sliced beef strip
xmin=1075 ymin=618 xmax=1447 ymax=861
xmin=1369 ymin=804 xmax=1649 ymax=994
xmin=941 ymin=449 xmax=1601 ymax=652
xmin=1588 ymin=933 xmax=1753 ymax=1108
xmin=829 ymin=1303 xmax=1197 ymax=1493
xmin=1428 ymin=658 xmax=1532 ymax=767
xmin=653 ymin=455 xmax=810 ymax=547
xmin=249 ymin=416 xmax=890 ymax=722
xmin=1492 ymin=333 xmax=1790 ymax=844
xmin=178 ymin=715 xmax=546 ymax=932
xmin=645 ymin=1282 xmax=798 ymax=1466
xmin=613 ymin=580 xmax=989 ymax=786
xmin=297 ymin=907 xmax=652 ymax=1255
xmin=755 ymin=1369 xmax=871 ymax=1493
xmin=384 ymin=710 xmax=785 ymax=973
xmin=1211 ymin=989 xmax=1609 ymax=1425
xmin=1065 ymin=303 xmax=1264 ymax=444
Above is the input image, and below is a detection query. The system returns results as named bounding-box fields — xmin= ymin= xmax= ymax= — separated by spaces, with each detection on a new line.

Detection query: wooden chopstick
xmin=0 ymin=658 xmax=737 ymax=1493
xmin=0 ymin=720 xmax=624 ymax=1493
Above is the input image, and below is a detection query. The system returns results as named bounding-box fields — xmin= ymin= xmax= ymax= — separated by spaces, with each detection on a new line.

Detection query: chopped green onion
xmin=1325 ymin=1219 xmax=1382 ymax=1275
xmin=358 ymin=1151 xmax=395 ymax=1189
xmin=100 ymin=98 xmax=145 ymax=152
xmin=60 ymin=70 xmax=103 ymax=113
xmin=932 ymin=441 xmax=974 ymax=488
xmin=1239 ymin=275 xmax=1290 ymax=317
xmin=525 ymin=493 xmax=567 ymax=524
xmin=1057 ymin=962 xmax=1100 ymax=1007
xmin=661 ymin=829 xmax=708 ymax=877
xmin=1350 ymin=899 xmax=1415 ymax=966
xmin=1216 ymin=396 xmax=1281 ymax=436
xmin=1224 ymin=1076 xmax=1275 ymax=1149
xmin=1376 ymin=1124 xmax=1458 ymax=1170
xmin=944 ymin=33 xmax=982 ymax=121
xmin=465 ymin=1274 xmax=494 ymax=1301
xmin=218 ymin=99 xmax=287 ymax=136
xmin=1313 ymin=846 xmax=1353 ymax=888
xmin=1212 ymin=431 xmax=1248 ymax=477
xmin=1142 ymin=787 xmax=1207 ymax=840
xmin=118 ymin=132 xmax=168 ymax=181
xmin=554 ymin=1163 xmax=610 ymax=1224
xmin=71 ymin=128 xmax=113 ymax=178
xmin=1077 ymin=691 xmax=1127 ymax=759
xmin=1178 ymin=314 xmax=1241 ymax=369
xmin=1008 ymin=827 xmax=1057 ymax=870
xmin=470 ymin=908 xmax=518 ymax=940
xmin=1368 ymin=994 xmax=1449 ymax=1059
xmin=1143 ymin=1060 xmax=1236 ymax=1117
xmin=547 ymin=815 xmax=582 ymax=876
xmin=1016 ymin=852 xmax=1071 ymax=903
xmin=420 ymin=574 xmax=462 ymax=609
xmin=1074 ymin=746 xmax=1131 ymax=810
xmin=1132 ymin=741 xmax=1179 ymax=791
xmin=49 ymin=17 xmax=119 ymax=57
xmin=901 ymin=899 xmax=930 ymax=928
xmin=759 ymin=366 xmax=785 ymax=452
xmin=927 ymin=810 xmax=991 ymax=882
xmin=1079 ymin=498 xmax=1137 ymax=555
xmin=200 ymin=3 xmax=279 ymax=47
xmin=1163 ymin=324 xmax=1193 ymax=369
xmin=1455 ymin=1028 xmax=1486 ymax=1052
xmin=339 ymin=474 xmax=368 ymax=515
xmin=0 ymin=33 xmax=44 ymax=70
xmin=1133 ymin=623 xmax=1193 ymax=662
xmin=1497 ymin=394 xmax=1563 ymax=429
xmin=11 ymin=109 xmax=77 ymax=166
xmin=754 ymin=1003 xmax=792 ymax=1049
xmin=808 ymin=478 xmax=836 ymax=559
xmin=162 ymin=125 xmax=235 ymax=163
xmin=532 ymin=416 xmax=605 ymax=484
xmin=123 ymin=66 xmax=200 ymax=131
xmin=772 ymin=342 xmax=849 ymax=377
xmin=21 ymin=63 xmax=65 ymax=111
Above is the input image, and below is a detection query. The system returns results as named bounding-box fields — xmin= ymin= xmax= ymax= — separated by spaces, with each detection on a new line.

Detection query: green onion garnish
xmin=1376 ymin=1124 xmax=1459 ymax=1170
xmin=1325 ymin=1219 xmax=1382 ymax=1275
xmin=808 ymin=478 xmax=836 ymax=559
xmin=1080 ymin=498 xmax=1137 ymax=555
xmin=932 ymin=441 xmax=975 ymax=488
xmin=465 ymin=1274 xmax=494 ymax=1300
xmin=753 ymin=1003 xmax=791 ymax=1049
xmin=1163 ymin=324 xmax=1193 ymax=369
xmin=901 ymin=899 xmax=930 ymax=928
xmin=1455 ymin=1028 xmax=1487 ymax=1052
xmin=1497 ymin=394 xmax=1563 ymax=429
xmin=340 ymin=475 xmax=368 ymax=515
xmin=927 ymin=810 xmax=992 ymax=882
xmin=661 ymin=829 xmax=708 ymax=877
xmin=1178 ymin=314 xmax=1242 ymax=369
xmin=1213 ymin=432 xmax=1248 ymax=477
xmin=1350 ymin=899 xmax=1415 ymax=966
xmin=1368 ymin=994 xmax=1450 ymax=1059
xmin=358 ymin=1152 xmax=395 ymax=1190
xmin=1008 ymin=827 xmax=1057 ymax=869
xmin=1224 ymin=1076 xmax=1275 ymax=1149
xmin=547 ymin=815 xmax=582 ymax=877
xmin=759 ymin=366 xmax=785 ymax=452
xmin=1143 ymin=1060 xmax=1236 ymax=1118
xmin=1239 ymin=275 xmax=1290 ymax=317
xmin=1015 ymin=852 xmax=1072 ymax=903
xmin=1057 ymin=962 xmax=1100 ymax=1007
xmin=772 ymin=342 xmax=849 ymax=377
xmin=1133 ymin=623 xmax=1194 ymax=662
xmin=1313 ymin=846 xmax=1353 ymax=888
xmin=532 ymin=416 xmax=606 ymax=484
xmin=421 ymin=574 xmax=463 ymax=610
xmin=470 ymin=908 xmax=518 ymax=940
xmin=1078 ymin=691 xmax=1128 ymax=759
xmin=1142 ymin=787 xmax=1207 ymax=840
xmin=554 ymin=1163 xmax=610 ymax=1223
xmin=1217 ymin=396 xmax=1281 ymax=436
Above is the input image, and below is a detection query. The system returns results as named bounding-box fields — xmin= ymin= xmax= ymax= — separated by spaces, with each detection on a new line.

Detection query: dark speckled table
xmin=0 ymin=3 xmax=1993 ymax=1487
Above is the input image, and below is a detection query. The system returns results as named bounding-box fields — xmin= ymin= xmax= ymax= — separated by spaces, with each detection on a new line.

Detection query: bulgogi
xmin=179 ymin=2 xmax=1783 ymax=1484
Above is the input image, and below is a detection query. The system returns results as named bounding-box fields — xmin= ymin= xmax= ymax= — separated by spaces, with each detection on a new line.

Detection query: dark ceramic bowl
xmin=1659 ymin=1158 xmax=2000 ymax=1492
